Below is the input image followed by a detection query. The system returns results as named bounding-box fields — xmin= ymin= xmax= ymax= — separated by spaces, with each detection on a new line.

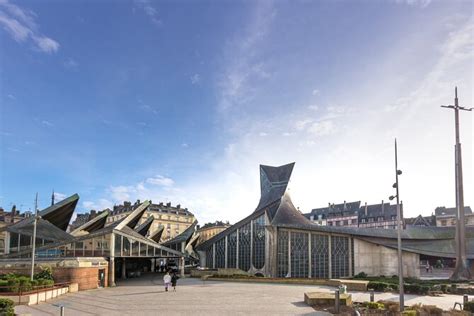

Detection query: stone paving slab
xmin=15 ymin=274 xmax=466 ymax=315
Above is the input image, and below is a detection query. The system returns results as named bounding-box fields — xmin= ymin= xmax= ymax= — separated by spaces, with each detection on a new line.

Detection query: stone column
xmin=250 ymin=220 xmax=254 ymax=270
xmin=151 ymin=258 xmax=155 ymax=272
xmin=348 ymin=238 xmax=353 ymax=277
xmin=108 ymin=257 xmax=116 ymax=286
xmin=121 ymin=258 xmax=127 ymax=279
xmin=308 ymin=232 xmax=312 ymax=278
xmin=236 ymin=228 xmax=239 ymax=269
xmin=180 ymin=257 xmax=185 ymax=277
xmin=225 ymin=235 xmax=228 ymax=269
xmin=328 ymin=235 xmax=332 ymax=279
xmin=212 ymin=243 xmax=216 ymax=269
xmin=288 ymin=231 xmax=292 ymax=278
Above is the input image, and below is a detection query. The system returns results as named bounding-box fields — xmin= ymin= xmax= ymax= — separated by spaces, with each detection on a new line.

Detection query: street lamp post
xmin=30 ymin=193 xmax=39 ymax=281
xmin=389 ymin=139 xmax=404 ymax=312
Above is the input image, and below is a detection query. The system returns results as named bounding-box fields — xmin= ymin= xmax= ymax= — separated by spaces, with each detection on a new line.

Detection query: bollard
xmin=369 ymin=289 xmax=374 ymax=302
xmin=464 ymin=294 xmax=469 ymax=306
xmin=335 ymin=289 xmax=340 ymax=313
xmin=60 ymin=305 xmax=65 ymax=316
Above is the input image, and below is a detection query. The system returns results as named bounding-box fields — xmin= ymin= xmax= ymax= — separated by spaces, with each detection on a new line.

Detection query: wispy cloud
xmin=217 ymin=1 xmax=276 ymax=112
xmin=41 ymin=120 xmax=53 ymax=127
xmin=63 ymin=58 xmax=78 ymax=69
xmin=133 ymin=0 xmax=161 ymax=26
xmin=0 ymin=0 xmax=59 ymax=53
xmin=190 ymin=73 xmax=201 ymax=85
xmin=146 ymin=175 xmax=174 ymax=187
xmin=394 ymin=0 xmax=431 ymax=8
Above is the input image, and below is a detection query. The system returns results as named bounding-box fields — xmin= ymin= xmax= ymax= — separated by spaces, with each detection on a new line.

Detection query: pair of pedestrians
xmin=163 ymin=271 xmax=179 ymax=292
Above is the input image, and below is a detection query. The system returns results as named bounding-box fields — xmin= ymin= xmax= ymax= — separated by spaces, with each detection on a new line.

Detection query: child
xmin=163 ymin=272 xmax=171 ymax=292
xmin=171 ymin=272 xmax=180 ymax=292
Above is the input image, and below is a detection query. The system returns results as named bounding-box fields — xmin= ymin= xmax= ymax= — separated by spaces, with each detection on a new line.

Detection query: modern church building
xmin=196 ymin=163 xmax=474 ymax=279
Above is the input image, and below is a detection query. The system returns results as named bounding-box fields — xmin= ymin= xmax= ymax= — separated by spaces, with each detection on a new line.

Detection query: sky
xmin=0 ymin=0 xmax=472 ymax=224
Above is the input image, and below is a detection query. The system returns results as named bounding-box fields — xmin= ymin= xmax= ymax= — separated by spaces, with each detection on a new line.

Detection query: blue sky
xmin=0 ymin=0 xmax=472 ymax=223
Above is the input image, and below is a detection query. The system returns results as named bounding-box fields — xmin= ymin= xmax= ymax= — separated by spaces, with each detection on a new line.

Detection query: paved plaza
xmin=16 ymin=274 xmax=464 ymax=316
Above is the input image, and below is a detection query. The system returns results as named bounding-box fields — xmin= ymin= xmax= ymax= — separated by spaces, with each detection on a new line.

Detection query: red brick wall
xmin=53 ymin=267 xmax=108 ymax=291
xmin=0 ymin=266 xmax=108 ymax=291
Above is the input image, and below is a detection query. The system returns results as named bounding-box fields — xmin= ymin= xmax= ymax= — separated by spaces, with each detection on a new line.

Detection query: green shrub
xmin=0 ymin=298 xmax=14 ymax=316
xmin=6 ymin=275 xmax=32 ymax=293
xmin=34 ymin=267 xmax=54 ymax=281
xmin=464 ymin=301 xmax=474 ymax=313
xmin=354 ymin=272 xmax=368 ymax=279
xmin=365 ymin=302 xmax=384 ymax=310
xmin=0 ymin=280 xmax=9 ymax=293
xmin=368 ymin=281 xmax=390 ymax=292
xmin=401 ymin=310 xmax=417 ymax=316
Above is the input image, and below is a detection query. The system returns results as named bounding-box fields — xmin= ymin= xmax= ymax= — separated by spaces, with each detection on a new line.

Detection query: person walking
xmin=171 ymin=272 xmax=180 ymax=292
xmin=163 ymin=271 xmax=171 ymax=292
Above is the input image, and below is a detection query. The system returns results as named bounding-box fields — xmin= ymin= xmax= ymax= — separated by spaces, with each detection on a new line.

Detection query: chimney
xmin=10 ymin=205 xmax=16 ymax=223
xmin=177 ymin=204 xmax=181 ymax=210
xmin=343 ymin=200 xmax=347 ymax=210
xmin=364 ymin=202 xmax=368 ymax=216
xmin=381 ymin=200 xmax=384 ymax=214
xmin=166 ymin=202 xmax=171 ymax=207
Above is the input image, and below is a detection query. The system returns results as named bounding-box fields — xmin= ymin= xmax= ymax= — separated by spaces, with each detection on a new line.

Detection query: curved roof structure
xmin=71 ymin=210 xmax=110 ymax=236
xmin=149 ymin=225 xmax=164 ymax=243
xmin=197 ymin=162 xmax=474 ymax=260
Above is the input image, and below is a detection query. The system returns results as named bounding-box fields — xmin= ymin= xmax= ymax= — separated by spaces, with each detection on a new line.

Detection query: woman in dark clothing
xmin=171 ymin=272 xmax=179 ymax=291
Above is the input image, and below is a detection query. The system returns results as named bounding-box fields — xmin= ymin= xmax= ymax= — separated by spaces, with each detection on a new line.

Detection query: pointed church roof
xmin=270 ymin=191 xmax=314 ymax=229
xmin=134 ymin=216 xmax=154 ymax=236
xmin=149 ymin=225 xmax=164 ymax=243
xmin=11 ymin=194 xmax=79 ymax=232
xmin=70 ymin=210 xmax=110 ymax=236
xmin=255 ymin=162 xmax=294 ymax=212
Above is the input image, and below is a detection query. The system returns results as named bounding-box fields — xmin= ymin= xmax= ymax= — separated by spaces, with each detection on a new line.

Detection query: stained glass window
xmin=206 ymin=246 xmax=213 ymax=268
xmin=227 ymin=231 xmax=237 ymax=268
xmin=252 ymin=215 xmax=266 ymax=270
xmin=215 ymin=238 xmax=226 ymax=268
xmin=291 ymin=232 xmax=308 ymax=278
xmin=238 ymin=222 xmax=251 ymax=271
xmin=277 ymin=230 xmax=288 ymax=277
xmin=331 ymin=236 xmax=349 ymax=278
xmin=311 ymin=234 xmax=329 ymax=278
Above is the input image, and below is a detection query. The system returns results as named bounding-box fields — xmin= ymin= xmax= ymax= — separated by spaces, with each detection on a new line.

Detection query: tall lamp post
xmin=389 ymin=139 xmax=404 ymax=312
xmin=442 ymin=87 xmax=472 ymax=280
xmin=30 ymin=193 xmax=39 ymax=281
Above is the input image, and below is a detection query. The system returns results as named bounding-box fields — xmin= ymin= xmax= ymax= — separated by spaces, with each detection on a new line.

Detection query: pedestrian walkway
xmin=15 ymin=274 xmax=465 ymax=315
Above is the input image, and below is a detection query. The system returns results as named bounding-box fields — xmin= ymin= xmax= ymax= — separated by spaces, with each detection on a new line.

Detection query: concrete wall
xmin=353 ymin=239 xmax=420 ymax=278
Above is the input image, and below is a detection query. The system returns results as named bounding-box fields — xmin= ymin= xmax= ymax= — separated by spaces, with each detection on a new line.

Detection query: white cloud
xmin=63 ymin=58 xmax=78 ymax=69
xmin=134 ymin=0 xmax=161 ymax=25
xmin=307 ymin=104 xmax=319 ymax=111
xmin=53 ymin=192 xmax=66 ymax=202
xmin=0 ymin=1 xmax=59 ymax=53
xmin=146 ymin=175 xmax=174 ymax=187
xmin=190 ymin=73 xmax=201 ymax=85
xmin=41 ymin=120 xmax=53 ymax=127
xmin=82 ymin=199 xmax=113 ymax=211
xmin=312 ymin=89 xmax=320 ymax=96
xmin=259 ymin=132 xmax=268 ymax=137
xmin=307 ymin=120 xmax=336 ymax=137
xmin=394 ymin=0 xmax=431 ymax=8
xmin=181 ymin=143 xmax=189 ymax=148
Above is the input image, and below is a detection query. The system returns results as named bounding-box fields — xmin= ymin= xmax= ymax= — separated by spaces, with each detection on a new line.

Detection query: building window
xmin=311 ymin=234 xmax=329 ymax=278
xmin=253 ymin=215 xmax=266 ymax=270
xmin=238 ymin=222 xmax=251 ymax=271
xmin=277 ymin=230 xmax=288 ymax=277
xmin=291 ymin=232 xmax=309 ymax=278
xmin=343 ymin=220 xmax=348 ymax=226
xmin=441 ymin=220 xmax=447 ymax=226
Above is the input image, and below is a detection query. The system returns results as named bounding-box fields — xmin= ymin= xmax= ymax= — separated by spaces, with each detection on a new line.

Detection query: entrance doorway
xmin=98 ymin=269 xmax=106 ymax=287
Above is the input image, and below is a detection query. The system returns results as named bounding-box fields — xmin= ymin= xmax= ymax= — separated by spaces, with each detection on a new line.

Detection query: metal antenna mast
xmin=441 ymin=87 xmax=472 ymax=280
